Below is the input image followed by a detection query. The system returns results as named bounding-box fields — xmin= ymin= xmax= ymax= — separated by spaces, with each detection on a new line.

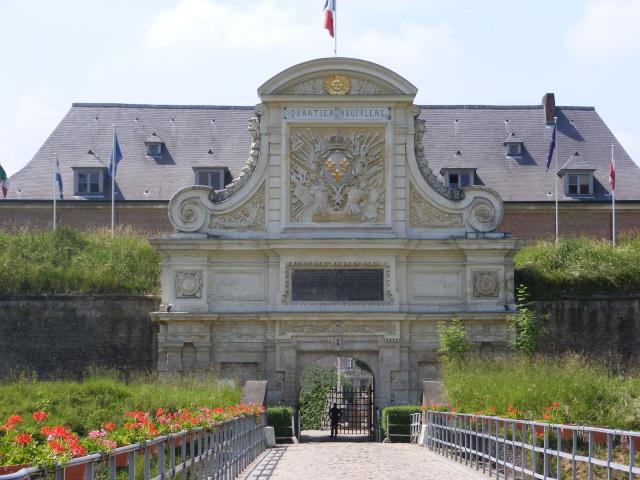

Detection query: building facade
xmin=150 ymin=58 xmax=516 ymax=406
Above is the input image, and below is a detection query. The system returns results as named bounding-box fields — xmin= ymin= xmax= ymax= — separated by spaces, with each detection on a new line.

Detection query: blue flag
xmin=108 ymin=132 xmax=123 ymax=177
xmin=55 ymin=156 xmax=63 ymax=199
xmin=545 ymin=122 xmax=556 ymax=171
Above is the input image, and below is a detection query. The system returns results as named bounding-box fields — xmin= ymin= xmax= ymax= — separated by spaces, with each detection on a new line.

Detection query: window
xmin=506 ymin=143 xmax=522 ymax=156
xmin=447 ymin=172 xmax=472 ymax=188
xmin=74 ymin=169 xmax=104 ymax=196
xmin=146 ymin=143 xmax=162 ymax=156
xmin=566 ymin=173 xmax=592 ymax=196
xmin=195 ymin=169 xmax=225 ymax=189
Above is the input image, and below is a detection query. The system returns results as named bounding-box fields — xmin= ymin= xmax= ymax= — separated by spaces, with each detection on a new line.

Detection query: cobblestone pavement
xmin=240 ymin=436 xmax=489 ymax=480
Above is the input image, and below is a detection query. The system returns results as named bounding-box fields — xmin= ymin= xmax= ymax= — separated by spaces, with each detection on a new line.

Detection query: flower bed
xmin=0 ymin=404 xmax=263 ymax=470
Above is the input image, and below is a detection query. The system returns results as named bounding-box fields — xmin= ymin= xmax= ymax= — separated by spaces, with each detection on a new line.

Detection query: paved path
xmin=240 ymin=437 xmax=489 ymax=480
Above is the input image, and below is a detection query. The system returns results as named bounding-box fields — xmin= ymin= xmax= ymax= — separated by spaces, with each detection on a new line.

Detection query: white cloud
xmin=565 ymin=0 xmax=640 ymax=58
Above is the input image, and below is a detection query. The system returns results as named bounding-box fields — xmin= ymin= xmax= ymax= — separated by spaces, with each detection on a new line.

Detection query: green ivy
xmin=509 ymin=285 xmax=548 ymax=356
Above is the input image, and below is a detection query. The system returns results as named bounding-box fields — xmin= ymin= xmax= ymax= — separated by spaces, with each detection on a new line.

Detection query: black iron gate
xmin=321 ymin=385 xmax=374 ymax=437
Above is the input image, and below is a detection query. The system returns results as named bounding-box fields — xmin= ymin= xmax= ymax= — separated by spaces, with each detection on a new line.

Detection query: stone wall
xmin=532 ymin=296 xmax=640 ymax=358
xmin=0 ymin=294 xmax=160 ymax=379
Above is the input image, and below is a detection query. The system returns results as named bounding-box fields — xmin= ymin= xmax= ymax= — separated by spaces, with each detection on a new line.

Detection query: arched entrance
xmin=297 ymin=354 xmax=375 ymax=440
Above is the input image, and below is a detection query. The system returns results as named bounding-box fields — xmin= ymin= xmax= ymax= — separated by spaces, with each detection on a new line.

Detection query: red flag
xmin=609 ymin=150 xmax=616 ymax=192
xmin=323 ymin=0 xmax=335 ymax=37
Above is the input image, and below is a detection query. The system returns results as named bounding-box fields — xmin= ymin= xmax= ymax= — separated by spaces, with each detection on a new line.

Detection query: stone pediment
xmin=258 ymin=57 xmax=417 ymax=97
xmin=167 ymin=57 xmax=505 ymax=236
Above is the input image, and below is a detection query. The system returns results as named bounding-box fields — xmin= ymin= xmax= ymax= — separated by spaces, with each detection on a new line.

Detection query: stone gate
xmin=150 ymin=58 xmax=517 ymax=407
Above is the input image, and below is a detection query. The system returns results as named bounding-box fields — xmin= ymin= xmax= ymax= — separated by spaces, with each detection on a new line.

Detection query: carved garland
xmin=208 ymin=104 xmax=264 ymax=203
xmin=282 ymin=261 xmax=394 ymax=305
xmin=413 ymin=109 xmax=464 ymax=201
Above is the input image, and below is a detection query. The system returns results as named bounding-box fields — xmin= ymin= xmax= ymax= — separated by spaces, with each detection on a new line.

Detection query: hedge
xmin=267 ymin=405 xmax=294 ymax=439
xmin=380 ymin=405 xmax=421 ymax=442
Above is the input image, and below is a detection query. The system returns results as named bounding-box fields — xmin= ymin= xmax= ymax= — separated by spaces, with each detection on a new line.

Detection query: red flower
xmin=48 ymin=440 xmax=65 ymax=455
xmin=32 ymin=411 xmax=48 ymax=422
xmin=7 ymin=415 xmax=22 ymax=424
xmin=552 ymin=402 xmax=559 ymax=408
xmin=14 ymin=433 xmax=32 ymax=445
xmin=103 ymin=422 xmax=116 ymax=431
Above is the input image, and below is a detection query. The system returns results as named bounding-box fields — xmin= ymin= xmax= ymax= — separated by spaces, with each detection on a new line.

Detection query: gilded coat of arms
xmin=289 ymin=127 xmax=385 ymax=223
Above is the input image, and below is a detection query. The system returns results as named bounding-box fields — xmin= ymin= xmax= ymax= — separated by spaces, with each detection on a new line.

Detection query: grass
xmin=442 ymin=355 xmax=640 ymax=430
xmin=0 ymin=372 xmax=241 ymax=436
xmin=0 ymin=227 xmax=160 ymax=295
xmin=515 ymin=235 xmax=640 ymax=299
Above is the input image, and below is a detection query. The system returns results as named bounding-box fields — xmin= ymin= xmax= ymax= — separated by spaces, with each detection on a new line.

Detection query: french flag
xmin=609 ymin=148 xmax=616 ymax=192
xmin=323 ymin=0 xmax=335 ymax=38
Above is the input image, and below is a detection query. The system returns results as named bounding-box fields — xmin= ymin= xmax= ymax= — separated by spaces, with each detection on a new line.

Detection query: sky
xmin=1 ymin=0 xmax=639 ymax=176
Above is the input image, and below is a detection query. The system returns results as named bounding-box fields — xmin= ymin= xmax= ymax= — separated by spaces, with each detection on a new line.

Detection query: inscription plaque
xmin=291 ymin=268 xmax=384 ymax=302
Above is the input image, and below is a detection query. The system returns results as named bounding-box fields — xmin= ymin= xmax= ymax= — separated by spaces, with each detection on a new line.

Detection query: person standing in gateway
xmin=329 ymin=403 xmax=342 ymax=438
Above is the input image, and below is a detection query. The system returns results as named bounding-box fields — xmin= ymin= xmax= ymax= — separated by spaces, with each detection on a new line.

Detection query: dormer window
xmin=441 ymin=168 xmax=475 ymax=188
xmin=72 ymin=167 xmax=105 ymax=196
xmin=193 ymin=167 xmax=229 ymax=190
xmin=144 ymin=132 xmax=164 ymax=156
xmin=566 ymin=173 xmax=592 ymax=195
xmin=504 ymin=132 xmax=523 ymax=157
xmin=558 ymin=151 xmax=596 ymax=197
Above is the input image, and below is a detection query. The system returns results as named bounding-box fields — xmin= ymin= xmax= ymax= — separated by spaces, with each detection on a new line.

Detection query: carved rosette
xmin=472 ymin=271 xmax=499 ymax=298
xmin=209 ymin=185 xmax=266 ymax=231
xmin=409 ymin=184 xmax=464 ymax=228
xmin=176 ymin=270 xmax=203 ymax=298
xmin=173 ymin=197 xmax=207 ymax=232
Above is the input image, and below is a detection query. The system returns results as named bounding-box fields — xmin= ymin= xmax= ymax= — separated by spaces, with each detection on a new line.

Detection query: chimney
xmin=542 ymin=93 xmax=555 ymax=125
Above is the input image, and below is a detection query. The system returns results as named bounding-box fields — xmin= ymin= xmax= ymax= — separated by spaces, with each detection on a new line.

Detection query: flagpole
xmin=334 ymin=0 xmax=337 ymax=56
xmin=554 ymin=116 xmax=559 ymax=245
xmin=53 ymin=153 xmax=57 ymax=231
xmin=111 ymin=127 xmax=116 ymax=238
xmin=611 ymin=144 xmax=616 ymax=246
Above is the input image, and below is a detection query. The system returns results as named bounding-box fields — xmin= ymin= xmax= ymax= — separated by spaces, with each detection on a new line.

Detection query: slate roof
xmin=8 ymin=102 xmax=640 ymax=202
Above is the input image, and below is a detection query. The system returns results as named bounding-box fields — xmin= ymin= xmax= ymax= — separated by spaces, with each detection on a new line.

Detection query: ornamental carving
xmin=289 ymin=127 xmax=385 ymax=223
xmin=472 ymin=271 xmax=499 ymax=298
xmin=409 ymin=185 xmax=464 ymax=228
xmin=277 ymin=320 xmax=398 ymax=338
xmin=288 ymin=77 xmax=391 ymax=95
xmin=209 ymin=184 xmax=265 ymax=230
xmin=208 ymin=107 xmax=262 ymax=203
xmin=414 ymin=112 xmax=464 ymax=201
xmin=176 ymin=270 xmax=203 ymax=298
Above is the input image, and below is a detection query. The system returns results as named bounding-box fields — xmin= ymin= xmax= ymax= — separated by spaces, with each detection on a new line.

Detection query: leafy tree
xmin=508 ymin=284 xmax=547 ymax=356
xmin=438 ymin=318 xmax=471 ymax=362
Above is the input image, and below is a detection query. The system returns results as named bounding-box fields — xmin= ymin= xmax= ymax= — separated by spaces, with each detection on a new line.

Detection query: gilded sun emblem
xmin=324 ymin=75 xmax=351 ymax=95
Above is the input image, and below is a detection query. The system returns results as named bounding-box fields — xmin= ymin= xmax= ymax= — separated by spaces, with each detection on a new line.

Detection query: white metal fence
xmin=0 ymin=413 xmax=266 ymax=480
xmin=413 ymin=411 xmax=640 ymax=479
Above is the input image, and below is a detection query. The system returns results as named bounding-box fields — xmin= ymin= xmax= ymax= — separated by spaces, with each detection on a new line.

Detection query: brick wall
xmin=1 ymin=200 xmax=639 ymax=240
xmin=0 ymin=294 xmax=160 ymax=379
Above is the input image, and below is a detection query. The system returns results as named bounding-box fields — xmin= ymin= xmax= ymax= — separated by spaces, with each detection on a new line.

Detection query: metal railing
xmin=409 ymin=412 xmax=422 ymax=444
xmin=0 ymin=413 xmax=266 ymax=480
xmin=419 ymin=411 xmax=640 ymax=479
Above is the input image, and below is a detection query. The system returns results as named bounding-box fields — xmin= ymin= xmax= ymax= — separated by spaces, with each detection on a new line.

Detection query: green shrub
xmin=380 ymin=405 xmax=421 ymax=442
xmin=515 ymin=236 xmax=640 ymax=298
xmin=438 ymin=318 xmax=471 ymax=362
xmin=0 ymin=227 xmax=160 ymax=295
xmin=508 ymin=285 xmax=547 ymax=356
xmin=442 ymin=354 xmax=640 ymax=429
xmin=267 ymin=405 xmax=294 ymax=439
